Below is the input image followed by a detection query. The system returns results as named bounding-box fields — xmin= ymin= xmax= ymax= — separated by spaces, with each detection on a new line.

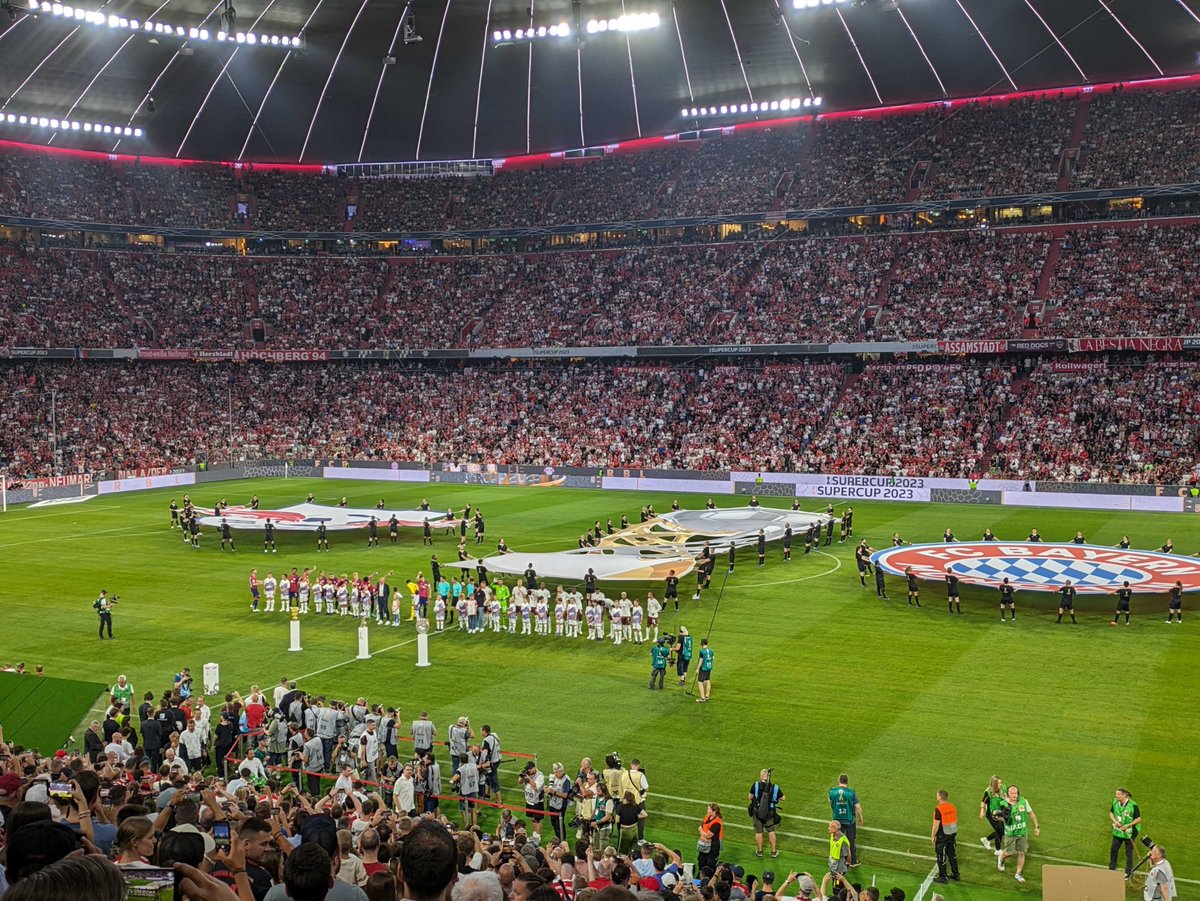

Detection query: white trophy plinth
xmin=416 ymin=618 xmax=431 ymax=667
xmin=288 ymin=611 xmax=302 ymax=652
xmin=357 ymin=622 xmax=371 ymax=660
xmin=202 ymin=662 xmax=220 ymax=696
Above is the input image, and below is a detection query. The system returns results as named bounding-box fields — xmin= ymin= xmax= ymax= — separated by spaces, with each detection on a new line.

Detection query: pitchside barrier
xmin=4 ymin=459 xmax=1198 ymax=514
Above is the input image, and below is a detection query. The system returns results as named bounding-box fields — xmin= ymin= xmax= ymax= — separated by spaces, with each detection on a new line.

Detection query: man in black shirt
xmin=757 ymin=530 xmax=767 ymax=567
xmin=728 ymin=542 xmax=737 ymax=574
xmin=824 ymin=517 xmax=836 ymax=547
xmin=220 ymin=518 xmax=236 ymax=552
xmin=584 ymin=569 xmax=598 ymax=600
xmin=782 ymin=526 xmax=792 ymax=562
xmin=431 ymin=555 xmax=441 ymax=584
xmin=169 ymin=500 xmax=180 ymax=529
xmin=905 ymin=568 xmax=921 ymax=608
xmin=665 ymin=570 xmax=680 ymax=611
xmin=316 ymin=522 xmax=328 ymax=552
xmin=944 ymin=570 xmax=962 ymax=614
xmin=1167 ymin=580 xmax=1183 ymax=623
xmin=855 ymin=541 xmax=874 ymax=587
xmin=390 ymin=515 xmax=400 ymax=544
xmin=367 ymin=517 xmax=380 ymax=549
xmin=1111 ymin=581 xmax=1133 ymax=625
xmin=1056 ymin=581 xmax=1077 ymax=624
xmin=422 ymin=519 xmax=432 ymax=546
xmin=264 ymin=519 xmax=277 ymax=554
xmin=999 ymin=578 xmax=1016 ymax=622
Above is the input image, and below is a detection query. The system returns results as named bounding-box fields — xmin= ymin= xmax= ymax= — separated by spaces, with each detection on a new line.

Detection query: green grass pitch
xmin=0 ymin=671 xmax=107 ymax=753
xmin=2 ymin=479 xmax=1198 ymax=901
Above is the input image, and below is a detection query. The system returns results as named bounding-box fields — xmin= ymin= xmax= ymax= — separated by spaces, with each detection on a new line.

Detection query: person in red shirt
xmin=360 ymin=828 xmax=388 ymax=877
xmin=244 ymin=691 xmax=267 ymax=735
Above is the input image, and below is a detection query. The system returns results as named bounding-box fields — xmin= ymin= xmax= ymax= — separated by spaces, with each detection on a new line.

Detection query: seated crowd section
xmin=0 ymin=85 xmax=1196 ymax=232
xmin=2 ymin=360 xmax=1197 ymax=484
xmin=1 ymin=222 xmax=1197 ymax=349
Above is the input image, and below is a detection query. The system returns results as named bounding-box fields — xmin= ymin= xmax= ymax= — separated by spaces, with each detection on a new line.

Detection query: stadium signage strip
xmin=871 ymin=542 xmax=1200 ymax=594
xmin=4 ymin=335 xmax=1197 ymax=363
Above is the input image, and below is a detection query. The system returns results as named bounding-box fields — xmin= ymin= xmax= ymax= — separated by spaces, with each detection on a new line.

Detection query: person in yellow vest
xmin=827 ymin=820 xmax=851 ymax=878
xmin=931 ymin=790 xmax=959 ymax=884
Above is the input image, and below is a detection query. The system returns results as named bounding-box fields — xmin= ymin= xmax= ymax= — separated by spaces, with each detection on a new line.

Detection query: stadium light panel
xmin=492 ymin=20 xmax=571 ymax=44
xmin=584 ymin=11 xmax=659 ymax=33
xmin=29 ymin=0 xmax=303 ymax=46
xmin=793 ymin=0 xmax=846 ymax=6
xmin=684 ymin=95 xmax=823 ymax=118
xmin=1 ymin=111 xmax=146 ymax=137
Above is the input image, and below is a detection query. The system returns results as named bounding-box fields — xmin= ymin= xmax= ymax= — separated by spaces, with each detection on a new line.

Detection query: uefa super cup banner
xmin=793 ymin=475 xmax=933 ymax=501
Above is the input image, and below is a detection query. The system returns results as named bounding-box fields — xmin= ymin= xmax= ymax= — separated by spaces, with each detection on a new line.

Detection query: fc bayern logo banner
xmin=870 ymin=542 xmax=1200 ymax=594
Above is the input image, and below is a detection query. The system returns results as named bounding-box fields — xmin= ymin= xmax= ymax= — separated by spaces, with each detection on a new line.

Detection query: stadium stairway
xmin=1057 ymin=93 xmax=1092 ymax=191
xmin=123 ymin=185 xmax=142 ymax=222
xmin=772 ymin=172 xmax=794 ymax=211
xmin=1033 ymin=234 xmax=1063 ymax=301
xmin=982 ymin=371 xmax=1029 ymax=466
xmin=375 ymin=259 xmax=400 ymax=311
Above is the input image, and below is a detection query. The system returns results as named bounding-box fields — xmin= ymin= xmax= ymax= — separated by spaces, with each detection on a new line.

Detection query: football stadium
xmin=1 ymin=2 xmax=1199 ymax=900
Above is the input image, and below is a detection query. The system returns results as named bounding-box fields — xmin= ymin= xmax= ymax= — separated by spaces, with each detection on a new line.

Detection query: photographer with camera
xmin=519 ymin=761 xmax=547 ymax=837
xmin=749 ymin=769 xmax=785 ymax=858
xmin=1109 ymin=788 xmax=1142 ymax=879
xmin=547 ymin=762 xmax=572 ymax=841
xmin=93 ymin=590 xmax=117 ymax=640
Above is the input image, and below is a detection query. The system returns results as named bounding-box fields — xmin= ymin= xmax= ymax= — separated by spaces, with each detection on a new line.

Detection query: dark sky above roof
xmin=0 ymin=0 xmax=1197 ymax=165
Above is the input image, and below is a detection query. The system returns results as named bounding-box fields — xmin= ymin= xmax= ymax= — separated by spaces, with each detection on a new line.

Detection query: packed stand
xmin=787 ymin=112 xmax=937 ymax=208
xmin=0 ymin=148 xmax=129 ymax=223
xmin=254 ymin=257 xmax=390 ymax=347
xmin=801 ymin=363 xmax=1016 ymax=478
xmin=0 ymin=245 xmax=123 ymax=346
xmin=352 ymin=178 xmax=460 ymax=233
xmin=996 ymin=363 xmax=1200 ymax=483
xmin=1043 ymin=224 xmax=1200 ymax=337
xmin=106 ymin=253 xmax=249 ymax=347
xmin=924 ymin=95 xmax=1073 ymax=199
xmin=873 ymin=230 xmax=1048 ymax=340
xmin=249 ymin=170 xmax=349 ymax=232
xmin=1075 ymin=86 xmax=1200 ymax=189
xmin=0 ymin=362 xmax=846 ymax=473
xmin=549 ymin=150 xmax=685 ymax=224
xmin=730 ymin=238 xmax=891 ymax=343
xmin=125 ymin=164 xmax=239 ymax=228
xmin=671 ymin=130 xmax=802 ymax=217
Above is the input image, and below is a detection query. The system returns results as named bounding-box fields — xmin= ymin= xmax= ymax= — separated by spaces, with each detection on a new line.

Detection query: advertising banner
xmin=322 ymin=466 xmax=431 ymax=483
xmin=98 ymin=472 xmax=196 ymax=494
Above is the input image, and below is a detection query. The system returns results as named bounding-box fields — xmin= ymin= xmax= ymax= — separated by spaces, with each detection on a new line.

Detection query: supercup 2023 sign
xmin=871 ymin=542 xmax=1200 ymax=594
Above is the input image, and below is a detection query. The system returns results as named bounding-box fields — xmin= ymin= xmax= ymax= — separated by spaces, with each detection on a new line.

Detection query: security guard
xmin=932 ymin=790 xmax=959 ymax=884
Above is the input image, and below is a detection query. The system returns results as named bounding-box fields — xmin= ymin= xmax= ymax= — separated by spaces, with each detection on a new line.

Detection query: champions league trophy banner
xmin=445 ymin=508 xmax=830 ymax=583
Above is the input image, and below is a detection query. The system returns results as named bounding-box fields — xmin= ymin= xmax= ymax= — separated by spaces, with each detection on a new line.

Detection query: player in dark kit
xmin=999 ymin=578 xmax=1016 ymax=621
xmin=1072 ymin=532 xmax=1086 ymax=545
xmin=756 ymin=530 xmax=766 ymax=567
xmin=169 ymin=500 xmax=180 ymax=529
xmin=584 ymin=569 xmax=598 ymax=600
xmin=727 ymin=542 xmax=737 ymax=574
xmin=944 ymin=569 xmax=962 ymax=614
xmin=905 ymin=567 xmax=922 ymax=607
xmin=665 ymin=570 xmax=680 ymax=611
xmin=474 ymin=513 xmax=486 ymax=544
xmin=367 ymin=517 xmax=379 ymax=549
xmin=804 ymin=524 xmax=815 ymax=555
xmin=220 ymin=518 xmax=236 ymax=552
xmin=843 ymin=507 xmax=854 ymax=540
xmin=1028 ymin=529 xmax=1043 ymax=542
xmin=855 ymin=541 xmax=874 ymax=587
xmin=422 ymin=519 xmax=433 ymax=546
xmin=1166 ymin=580 xmax=1183 ymax=623
xmin=1056 ymin=581 xmax=1077 ymax=624
xmin=431 ymin=555 xmax=441 ymax=584
xmin=824 ymin=516 xmax=836 ymax=547
xmin=943 ymin=528 xmax=956 ymax=543
xmin=390 ymin=515 xmax=399 ymax=544
xmin=875 ymin=565 xmax=888 ymax=600
xmin=782 ymin=525 xmax=792 ymax=562
xmin=188 ymin=516 xmax=201 ymax=549
xmin=1110 ymin=581 xmax=1133 ymax=625
xmin=316 ymin=522 xmax=328 ymax=551
xmin=263 ymin=519 xmax=277 ymax=553
xmin=982 ymin=528 xmax=997 ymax=541
xmin=1118 ymin=535 xmax=1132 ymax=549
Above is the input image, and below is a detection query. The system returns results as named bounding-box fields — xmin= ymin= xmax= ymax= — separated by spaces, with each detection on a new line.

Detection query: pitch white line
xmin=293 ymin=629 xmax=442 ymax=681
xmin=0 ymin=524 xmax=162 ymax=549
xmin=913 ymin=866 xmax=939 ymax=901
xmin=8 ymin=504 xmax=118 ymax=519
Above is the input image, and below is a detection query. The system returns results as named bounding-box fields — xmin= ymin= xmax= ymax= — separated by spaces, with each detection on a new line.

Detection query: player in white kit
xmin=619 ymin=594 xmax=633 ymax=641
xmin=611 ymin=603 xmax=623 ymax=646
xmin=337 ymin=579 xmax=349 ymax=615
xmin=631 ymin=600 xmax=645 ymax=644
xmin=521 ymin=596 xmax=533 ymax=635
xmin=435 ymin=597 xmax=446 ymax=631
xmin=456 ymin=595 xmax=468 ymax=631
xmin=553 ymin=590 xmax=566 ymax=637
xmin=263 ymin=573 xmax=277 ymax=613
xmin=646 ymin=592 xmax=662 ymax=641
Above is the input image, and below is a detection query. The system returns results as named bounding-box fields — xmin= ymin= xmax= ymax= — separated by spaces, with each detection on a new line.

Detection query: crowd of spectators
xmin=997 ymin=363 xmax=1200 ymax=483
xmin=0 ymin=362 xmax=846 ymax=473
xmin=802 ymin=363 xmax=1016 ymax=478
xmin=1075 ymin=86 xmax=1200 ymax=189
xmin=3 ymin=219 xmax=1198 ymax=349
xmin=924 ymin=95 xmax=1073 ymax=199
xmin=6 ymin=357 xmax=1197 ymax=483
xmin=3 ymin=87 xmax=1199 ymax=233
xmin=873 ymin=230 xmax=1048 ymax=340
xmin=1043 ymin=223 xmax=1200 ymax=337
xmin=0 ymin=675 xmax=895 ymax=901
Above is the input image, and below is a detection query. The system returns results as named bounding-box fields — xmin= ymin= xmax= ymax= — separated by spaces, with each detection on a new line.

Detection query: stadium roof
xmin=0 ymin=0 xmax=1197 ymax=165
